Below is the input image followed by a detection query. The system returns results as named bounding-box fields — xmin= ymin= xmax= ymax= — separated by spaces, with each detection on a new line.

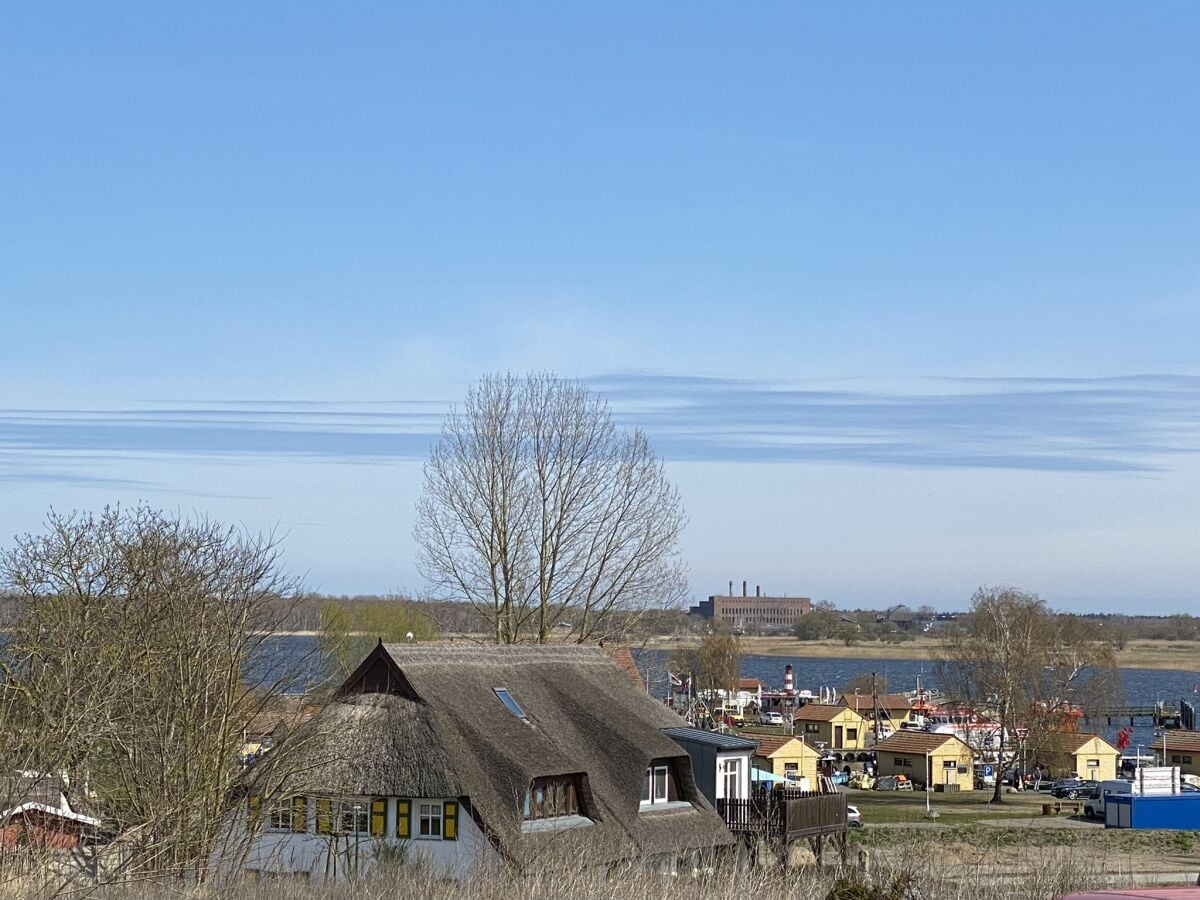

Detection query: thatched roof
xmin=265 ymin=642 xmax=732 ymax=866
xmin=241 ymin=695 xmax=323 ymax=740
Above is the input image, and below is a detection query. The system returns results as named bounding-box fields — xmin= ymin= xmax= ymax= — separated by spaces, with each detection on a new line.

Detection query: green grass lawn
xmin=847 ymin=786 xmax=1053 ymax=824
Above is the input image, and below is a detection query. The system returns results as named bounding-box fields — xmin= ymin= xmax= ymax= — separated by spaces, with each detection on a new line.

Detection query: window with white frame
xmin=1086 ymin=759 xmax=1100 ymax=768
xmin=268 ymin=796 xmax=306 ymax=832
xmin=641 ymin=763 xmax=671 ymax=805
xmin=268 ymin=800 xmax=291 ymax=830
xmin=418 ymin=801 xmax=444 ymax=838
xmin=720 ymin=757 xmax=743 ymax=800
xmin=340 ymin=802 xmax=370 ymax=834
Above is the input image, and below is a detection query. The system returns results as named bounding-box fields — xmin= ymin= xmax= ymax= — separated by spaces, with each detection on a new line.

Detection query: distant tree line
xmin=790 ymin=603 xmax=921 ymax=645
xmin=3 ymin=585 xmax=1195 ymax=650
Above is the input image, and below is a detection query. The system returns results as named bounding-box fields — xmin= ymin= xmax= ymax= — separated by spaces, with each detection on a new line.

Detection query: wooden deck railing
xmin=717 ymin=790 xmax=846 ymax=840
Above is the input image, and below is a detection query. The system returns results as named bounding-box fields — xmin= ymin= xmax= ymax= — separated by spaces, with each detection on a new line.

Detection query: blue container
xmin=1105 ymin=793 xmax=1200 ymax=829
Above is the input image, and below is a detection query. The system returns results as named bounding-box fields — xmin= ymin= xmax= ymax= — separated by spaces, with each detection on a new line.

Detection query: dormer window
xmin=524 ymin=775 xmax=584 ymax=821
xmin=494 ymin=688 xmax=527 ymax=718
xmin=641 ymin=760 xmax=679 ymax=806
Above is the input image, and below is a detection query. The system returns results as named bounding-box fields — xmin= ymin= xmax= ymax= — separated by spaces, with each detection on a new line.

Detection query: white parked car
xmin=1084 ymin=779 xmax=1136 ymax=819
xmin=760 ymin=711 xmax=785 ymax=726
xmin=847 ymin=804 xmax=863 ymax=827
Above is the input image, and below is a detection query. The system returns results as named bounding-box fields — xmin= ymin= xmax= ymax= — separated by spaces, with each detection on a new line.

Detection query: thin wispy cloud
xmin=594 ymin=373 xmax=1200 ymax=473
xmin=2 ymin=375 xmax=1198 ymax=487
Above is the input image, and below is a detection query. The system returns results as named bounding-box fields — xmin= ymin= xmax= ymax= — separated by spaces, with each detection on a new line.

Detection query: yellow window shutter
xmin=316 ymin=798 xmax=332 ymax=835
xmin=291 ymin=796 xmax=307 ymax=832
xmin=248 ymin=794 xmax=261 ymax=827
xmin=396 ymin=798 xmax=411 ymax=838
xmin=370 ymin=798 xmax=386 ymax=837
xmin=443 ymin=801 xmax=458 ymax=841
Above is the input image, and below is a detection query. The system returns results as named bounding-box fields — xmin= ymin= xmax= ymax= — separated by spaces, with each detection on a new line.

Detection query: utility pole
xmin=925 ymin=751 xmax=932 ymax=815
xmin=872 ymin=672 xmax=881 ymax=745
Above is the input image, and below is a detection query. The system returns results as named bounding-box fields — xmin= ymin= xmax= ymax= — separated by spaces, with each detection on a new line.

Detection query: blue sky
xmin=2 ymin=5 xmax=1198 ymax=612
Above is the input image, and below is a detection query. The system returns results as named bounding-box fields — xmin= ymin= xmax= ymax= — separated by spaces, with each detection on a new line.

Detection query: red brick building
xmin=690 ymin=584 xmax=812 ymax=631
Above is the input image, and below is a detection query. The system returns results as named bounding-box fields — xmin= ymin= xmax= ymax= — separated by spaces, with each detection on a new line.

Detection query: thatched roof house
xmin=240 ymin=642 xmax=732 ymax=879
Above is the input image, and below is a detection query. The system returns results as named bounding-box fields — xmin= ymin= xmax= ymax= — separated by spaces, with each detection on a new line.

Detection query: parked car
xmin=760 ymin=711 xmax=785 ymax=726
xmin=1050 ymin=778 xmax=1089 ymax=799
xmin=846 ymin=804 xmax=863 ymax=828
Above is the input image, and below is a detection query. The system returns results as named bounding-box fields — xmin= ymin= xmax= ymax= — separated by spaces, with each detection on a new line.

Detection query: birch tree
xmin=415 ymin=372 xmax=687 ymax=644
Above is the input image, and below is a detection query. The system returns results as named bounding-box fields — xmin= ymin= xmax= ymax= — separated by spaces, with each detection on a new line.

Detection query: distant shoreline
xmin=270 ymin=630 xmax=1199 ymax=674
xmin=639 ymin=634 xmax=1200 ymax=673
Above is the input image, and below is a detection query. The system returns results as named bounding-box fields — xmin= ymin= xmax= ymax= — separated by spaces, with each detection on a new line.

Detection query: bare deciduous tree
xmin=935 ymin=586 xmax=1119 ymax=803
xmin=0 ymin=505 xmax=307 ymax=881
xmin=317 ymin=594 xmax=439 ymax=679
xmin=415 ymin=372 xmax=687 ymax=644
xmin=670 ymin=626 xmax=742 ymax=700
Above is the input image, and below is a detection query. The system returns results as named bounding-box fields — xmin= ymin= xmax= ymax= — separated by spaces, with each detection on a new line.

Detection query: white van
xmin=1083 ymin=779 xmax=1136 ymax=819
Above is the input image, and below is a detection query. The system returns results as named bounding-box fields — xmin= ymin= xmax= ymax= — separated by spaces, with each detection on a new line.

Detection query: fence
xmin=717 ymin=790 xmax=846 ymax=840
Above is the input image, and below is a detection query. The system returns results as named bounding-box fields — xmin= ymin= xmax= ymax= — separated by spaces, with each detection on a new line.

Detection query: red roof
xmin=792 ymin=704 xmax=855 ymax=722
xmin=602 ymin=646 xmax=645 ymax=690
xmin=873 ymin=731 xmax=971 ymax=754
xmin=1163 ymin=732 xmax=1200 ymax=753
xmin=753 ymin=735 xmax=812 ymax=757
xmin=840 ymin=693 xmax=913 ymax=712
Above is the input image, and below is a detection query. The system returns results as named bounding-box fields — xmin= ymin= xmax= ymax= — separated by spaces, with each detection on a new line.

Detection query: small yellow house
xmin=791 ymin=704 xmax=869 ymax=750
xmin=873 ymin=732 xmax=975 ymax=791
xmin=1162 ymin=733 xmax=1200 ymax=777
xmin=1032 ymin=732 xmax=1119 ymax=781
xmin=752 ymin=735 xmax=821 ymax=787
xmin=839 ymin=692 xmax=914 ymax=729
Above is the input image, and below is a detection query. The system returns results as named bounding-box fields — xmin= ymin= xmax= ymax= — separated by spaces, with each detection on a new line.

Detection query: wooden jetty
xmin=1083 ymin=703 xmax=1182 ymax=728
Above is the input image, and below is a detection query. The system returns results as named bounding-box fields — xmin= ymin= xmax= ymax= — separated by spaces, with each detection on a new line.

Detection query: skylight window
xmin=494 ymin=688 xmax=527 ymax=718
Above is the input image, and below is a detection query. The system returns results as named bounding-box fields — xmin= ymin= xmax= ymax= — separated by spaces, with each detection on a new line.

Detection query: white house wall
xmin=222 ymin=798 xmax=494 ymax=881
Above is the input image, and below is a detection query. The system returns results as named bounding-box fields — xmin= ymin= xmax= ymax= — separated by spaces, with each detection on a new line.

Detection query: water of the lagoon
xmin=634 ymin=649 xmax=1200 ymax=754
xmin=257 ymin=637 xmax=1199 ymax=753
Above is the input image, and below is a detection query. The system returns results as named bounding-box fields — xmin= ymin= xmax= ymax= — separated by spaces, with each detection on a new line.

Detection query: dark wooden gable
xmin=334 ymin=641 xmax=421 ymax=701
